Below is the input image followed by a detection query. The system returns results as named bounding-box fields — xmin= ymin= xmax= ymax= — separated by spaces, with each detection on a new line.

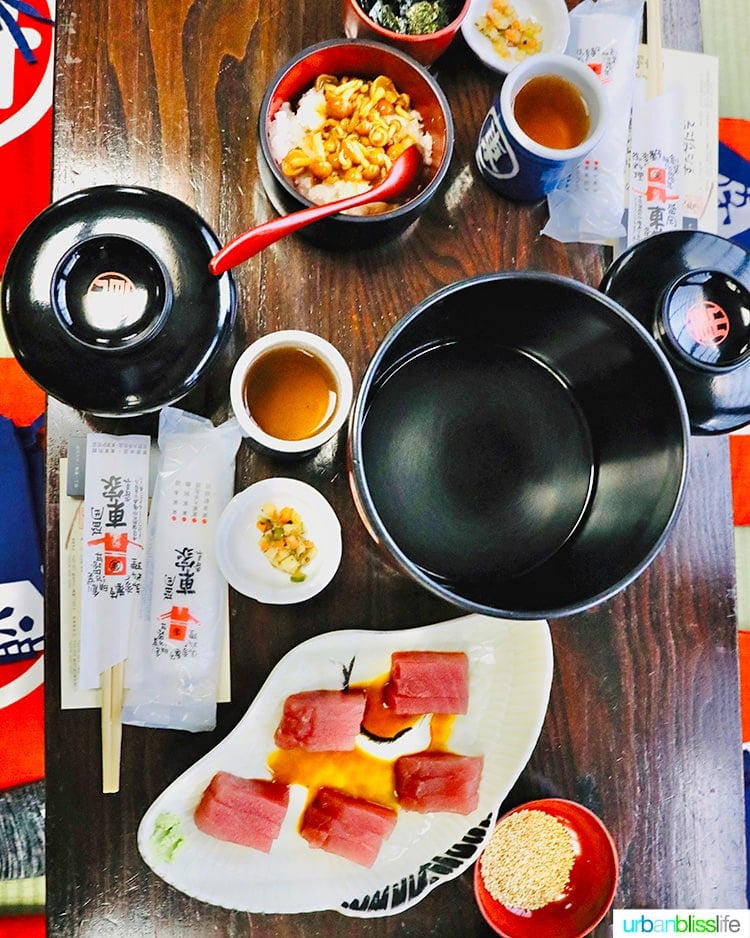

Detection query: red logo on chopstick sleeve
xmin=85 ymin=473 xmax=145 ymax=593
xmin=86 ymin=531 xmax=144 ymax=576
xmin=160 ymin=605 xmax=200 ymax=643
xmin=153 ymin=547 xmax=204 ymax=655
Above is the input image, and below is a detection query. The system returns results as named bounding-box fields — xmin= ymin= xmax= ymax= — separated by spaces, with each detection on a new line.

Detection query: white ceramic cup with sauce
xmin=230 ymin=329 xmax=354 ymax=457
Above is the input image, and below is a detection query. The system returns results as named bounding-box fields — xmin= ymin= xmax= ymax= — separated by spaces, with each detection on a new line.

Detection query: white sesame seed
xmin=479 ymin=808 xmax=575 ymax=911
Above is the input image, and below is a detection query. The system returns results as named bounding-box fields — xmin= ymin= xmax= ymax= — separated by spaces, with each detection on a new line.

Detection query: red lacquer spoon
xmin=209 ymin=145 xmax=422 ymax=276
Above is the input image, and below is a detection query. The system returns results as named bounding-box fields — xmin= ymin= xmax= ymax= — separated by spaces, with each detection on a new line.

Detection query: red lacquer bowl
xmin=474 ymin=799 xmax=619 ymax=938
xmin=341 ymin=0 xmax=471 ymax=66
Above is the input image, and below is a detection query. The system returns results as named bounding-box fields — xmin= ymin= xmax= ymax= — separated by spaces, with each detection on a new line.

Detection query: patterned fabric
xmin=0 ymin=782 xmax=43 ymax=880
xmin=0 ymin=364 xmax=46 ymax=931
xmin=0 ymin=916 xmax=45 ymax=937
xmin=721 ymin=116 xmax=750 ymax=908
xmin=0 ymin=0 xmax=54 ymax=275
xmin=1 ymin=4 xmax=57 ymax=930
xmin=718 ymin=117 xmax=750 ymax=253
xmin=0 ymin=399 xmax=46 ymax=932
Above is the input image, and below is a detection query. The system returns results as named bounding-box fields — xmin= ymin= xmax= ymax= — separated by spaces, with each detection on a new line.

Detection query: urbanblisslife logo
xmin=613 ymin=911 xmax=750 ymax=936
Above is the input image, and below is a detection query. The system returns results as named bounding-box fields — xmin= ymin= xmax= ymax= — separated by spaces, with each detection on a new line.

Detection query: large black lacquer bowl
xmin=348 ymin=272 xmax=691 ymax=619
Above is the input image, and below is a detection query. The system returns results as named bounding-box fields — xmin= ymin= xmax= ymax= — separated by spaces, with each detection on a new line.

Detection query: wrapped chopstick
xmin=625 ymin=0 xmax=683 ymax=245
xmin=79 ymin=433 xmax=150 ymax=793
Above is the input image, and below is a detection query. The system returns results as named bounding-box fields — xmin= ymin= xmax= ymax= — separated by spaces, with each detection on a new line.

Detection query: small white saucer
xmin=215 ymin=478 xmax=342 ymax=603
xmin=461 ymin=0 xmax=570 ymax=76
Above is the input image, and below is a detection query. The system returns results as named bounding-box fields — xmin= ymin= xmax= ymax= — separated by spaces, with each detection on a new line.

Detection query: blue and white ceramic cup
xmin=475 ymin=53 xmax=609 ymax=202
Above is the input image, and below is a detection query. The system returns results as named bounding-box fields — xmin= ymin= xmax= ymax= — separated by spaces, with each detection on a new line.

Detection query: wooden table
xmin=44 ymin=0 xmax=747 ymax=934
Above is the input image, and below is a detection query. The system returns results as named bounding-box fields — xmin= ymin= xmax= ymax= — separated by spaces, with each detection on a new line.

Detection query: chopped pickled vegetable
xmin=475 ymin=0 xmax=543 ymax=62
xmin=257 ymin=502 xmax=317 ymax=582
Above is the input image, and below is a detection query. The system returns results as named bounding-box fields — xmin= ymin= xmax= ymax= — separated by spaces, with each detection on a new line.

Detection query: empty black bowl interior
xmin=351 ymin=274 xmax=689 ymax=618
xmin=53 ymin=235 xmax=170 ymax=349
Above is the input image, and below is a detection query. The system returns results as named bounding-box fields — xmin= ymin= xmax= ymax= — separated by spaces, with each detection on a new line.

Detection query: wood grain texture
xmin=44 ymin=0 xmax=745 ymax=935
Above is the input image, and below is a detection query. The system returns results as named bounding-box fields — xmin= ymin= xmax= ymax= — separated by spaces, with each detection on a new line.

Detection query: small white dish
xmin=215 ymin=478 xmax=342 ymax=603
xmin=461 ymin=0 xmax=570 ymax=76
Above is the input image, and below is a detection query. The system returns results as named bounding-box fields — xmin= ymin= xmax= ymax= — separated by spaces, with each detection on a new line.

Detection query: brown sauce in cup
xmin=243 ymin=346 xmax=338 ymax=441
xmin=513 ymin=74 xmax=591 ymax=150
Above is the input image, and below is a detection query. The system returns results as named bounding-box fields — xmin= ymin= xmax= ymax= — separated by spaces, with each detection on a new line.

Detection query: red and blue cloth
xmin=0 ymin=369 xmax=46 ymax=938
xmin=0 ymin=3 xmax=53 ymax=934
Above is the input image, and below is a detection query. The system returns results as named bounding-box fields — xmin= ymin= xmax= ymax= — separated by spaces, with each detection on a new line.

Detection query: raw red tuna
xmin=395 ymin=751 xmax=484 ymax=814
xmin=300 ymin=786 xmax=398 ymax=867
xmin=274 ymin=689 xmax=366 ymax=751
xmin=384 ymin=650 xmax=469 ymax=715
xmin=194 ymin=771 xmax=290 ymax=852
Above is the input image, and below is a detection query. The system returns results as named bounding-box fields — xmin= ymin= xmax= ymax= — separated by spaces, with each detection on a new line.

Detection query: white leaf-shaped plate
xmin=137 ymin=613 xmax=553 ymax=917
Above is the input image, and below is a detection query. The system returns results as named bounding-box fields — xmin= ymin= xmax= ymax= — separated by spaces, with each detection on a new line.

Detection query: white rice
xmin=269 ymin=90 xmax=327 ymax=165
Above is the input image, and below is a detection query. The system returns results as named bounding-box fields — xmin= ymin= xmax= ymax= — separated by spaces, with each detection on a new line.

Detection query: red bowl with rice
xmin=256 ymin=39 xmax=454 ymax=251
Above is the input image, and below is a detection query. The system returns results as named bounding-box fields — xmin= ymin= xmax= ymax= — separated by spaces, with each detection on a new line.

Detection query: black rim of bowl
xmin=600 ymin=229 xmax=750 ymax=435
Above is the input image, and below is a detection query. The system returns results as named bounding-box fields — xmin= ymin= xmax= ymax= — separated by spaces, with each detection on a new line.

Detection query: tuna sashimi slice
xmin=207 ymin=771 xmax=290 ymax=823
xmin=300 ymin=786 xmax=398 ymax=867
xmin=274 ymin=689 xmax=366 ymax=751
xmin=395 ymin=751 xmax=484 ymax=814
xmin=195 ymin=796 xmax=277 ymax=852
xmin=384 ymin=650 xmax=469 ymax=715
xmin=194 ymin=771 xmax=290 ymax=852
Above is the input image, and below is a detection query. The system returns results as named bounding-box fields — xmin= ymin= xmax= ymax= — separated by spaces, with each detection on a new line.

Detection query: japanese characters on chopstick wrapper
xmin=79 ymin=434 xmax=150 ymax=690
xmin=626 ymin=78 xmax=684 ymax=243
xmin=122 ymin=408 xmax=241 ymax=734
xmin=626 ymin=0 xmax=685 ymax=245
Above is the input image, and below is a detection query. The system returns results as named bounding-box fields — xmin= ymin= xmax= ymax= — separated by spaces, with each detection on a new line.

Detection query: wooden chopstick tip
xmin=101 ymin=662 xmax=124 ymax=794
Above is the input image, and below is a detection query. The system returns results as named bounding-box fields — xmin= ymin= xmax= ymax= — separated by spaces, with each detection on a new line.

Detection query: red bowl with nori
xmin=342 ymin=0 xmax=471 ymax=66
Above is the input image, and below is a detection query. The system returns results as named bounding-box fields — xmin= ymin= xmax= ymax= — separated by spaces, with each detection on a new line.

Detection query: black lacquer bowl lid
xmin=600 ymin=230 xmax=750 ymax=434
xmin=1 ymin=186 xmax=236 ymax=418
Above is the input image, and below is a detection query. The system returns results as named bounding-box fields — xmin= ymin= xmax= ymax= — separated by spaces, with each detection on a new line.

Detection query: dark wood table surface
xmin=43 ymin=0 xmax=747 ymax=935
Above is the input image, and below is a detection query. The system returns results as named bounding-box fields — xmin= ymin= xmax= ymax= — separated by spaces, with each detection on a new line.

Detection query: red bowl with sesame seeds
xmin=473 ymin=798 xmax=618 ymax=938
